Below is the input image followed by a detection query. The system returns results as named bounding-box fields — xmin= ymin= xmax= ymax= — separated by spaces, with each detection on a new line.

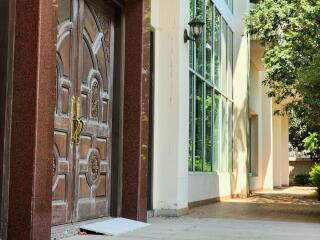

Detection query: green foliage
xmin=303 ymin=132 xmax=320 ymax=161
xmin=246 ymin=0 xmax=320 ymax=102
xmin=294 ymin=174 xmax=311 ymax=186
xmin=303 ymin=132 xmax=319 ymax=152
xmin=309 ymin=164 xmax=320 ymax=200
xmin=246 ymin=1 xmax=320 ymax=152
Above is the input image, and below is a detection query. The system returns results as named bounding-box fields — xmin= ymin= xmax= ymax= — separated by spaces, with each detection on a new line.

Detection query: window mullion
xmin=202 ymin=83 xmax=206 ymax=172
xmin=219 ymin=94 xmax=222 ymax=172
xmin=202 ymin=0 xmax=206 ymax=172
xmin=192 ymin=75 xmax=196 ymax=172
xmin=211 ymin=88 xmax=214 ymax=172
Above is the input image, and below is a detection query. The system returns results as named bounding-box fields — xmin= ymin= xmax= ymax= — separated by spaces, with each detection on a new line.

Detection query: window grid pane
xmin=227 ymin=27 xmax=233 ymax=98
xmin=213 ymin=92 xmax=221 ymax=171
xmin=206 ymin=2 xmax=213 ymax=82
xmin=189 ymin=0 xmax=195 ymax=69
xmin=228 ymin=101 xmax=233 ymax=172
xmin=195 ymin=78 xmax=204 ymax=171
xmin=189 ymin=73 xmax=195 ymax=171
xmin=195 ymin=0 xmax=205 ymax=75
xmin=221 ymin=19 xmax=227 ymax=95
xmin=221 ymin=97 xmax=228 ymax=172
xmin=224 ymin=0 xmax=233 ymax=13
xmin=205 ymin=85 xmax=213 ymax=172
xmin=214 ymin=10 xmax=221 ymax=89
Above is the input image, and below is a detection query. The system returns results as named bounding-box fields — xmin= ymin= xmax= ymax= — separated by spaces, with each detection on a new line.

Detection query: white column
xmin=151 ymin=0 xmax=189 ymax=216
xmin=281 ymin=114 xmax=289 ymax=186
xmin=261 ymin=82 xmax=273 ymax=190
xmin=231 ymin=0 xmax=250 ymax=197
xmin=272 ymin=102 xmax=282 ymax=187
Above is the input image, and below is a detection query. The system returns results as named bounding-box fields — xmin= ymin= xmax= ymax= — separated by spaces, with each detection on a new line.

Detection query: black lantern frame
xmin=184 ymin=18 xmax=205 ymax=43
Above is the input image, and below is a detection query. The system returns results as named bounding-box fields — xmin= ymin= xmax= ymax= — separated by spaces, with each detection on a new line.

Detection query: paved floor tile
xmin=63 ymin=187 xmax=320 ymax=240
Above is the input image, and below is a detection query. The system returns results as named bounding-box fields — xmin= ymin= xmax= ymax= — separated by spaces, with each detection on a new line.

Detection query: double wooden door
xmin=52 ymin=0 xmax=115 ymax=225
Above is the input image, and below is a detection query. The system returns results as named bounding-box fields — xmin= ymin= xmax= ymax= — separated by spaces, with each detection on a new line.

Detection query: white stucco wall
xmin=249 ymin=63 xmax=262 ymax=190
xmin=281 ymin=115 xmax=289 ymax=186
xmin=151 ymin=0 xmax=257 ymax=212
xmin=151 ymin=0 xmax=189 ymax=213
xmin=188 ymin=173 xmax=231 ymax=202
xmin=231 ymin=0 xmax=250 ymax=197
xmin=248 ymin=64 xmax=274 ymax=191
xmin=273 ymin=103 xmax=289 ymax=187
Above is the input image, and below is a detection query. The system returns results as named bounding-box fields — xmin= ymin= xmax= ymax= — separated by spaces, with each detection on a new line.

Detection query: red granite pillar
xmin=122 ymin=0 xmax=151 ymax=222
xmin=7 ymin=0 xmax=56 ymax=239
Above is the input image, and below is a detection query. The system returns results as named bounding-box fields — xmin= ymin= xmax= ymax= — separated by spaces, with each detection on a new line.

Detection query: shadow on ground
xmin=188 ymin=187 xmax=320 ymax=223
xmin=64 ymin=187 xmax=320 ymax=240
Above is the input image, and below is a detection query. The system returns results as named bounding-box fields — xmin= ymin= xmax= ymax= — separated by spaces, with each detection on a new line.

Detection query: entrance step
xmin=80 ymin=218 xmax=149 ymax=236
xmin=51 ymin=217 xmax=111 ymax=240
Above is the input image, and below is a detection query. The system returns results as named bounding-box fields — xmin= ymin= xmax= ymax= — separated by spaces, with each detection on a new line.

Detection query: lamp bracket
xmin=184 ymin=29 xmax=195 ymax=43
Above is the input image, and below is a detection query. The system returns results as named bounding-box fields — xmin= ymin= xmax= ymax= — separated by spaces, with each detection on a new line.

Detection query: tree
xmin=303 ymin=132 xmax=320 ymax=161
xmin=246 ymin=0 xmax=320 ymax=150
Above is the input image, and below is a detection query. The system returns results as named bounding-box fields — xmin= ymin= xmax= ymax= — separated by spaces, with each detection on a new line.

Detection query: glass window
xmin=189 ymin=73 xmax=195 ymax=171
xmin=221 ymin=97 xmax=228 ymax=172
xmin=228 ymin=0 xmax=233 ymax=13
xmin=249 ymin=116 xmax=259 ymax=176
xmin=213 ymin=93 xmax=220 ymax=171
xmin=205 ymin=86 xmax=213 ymax=172
xmin=206 ymin=2 xmax=213 ymax=81
xmin=189 ymin=1 xmax=233 ymax=173
xmin=224 ymin=0 xmax=233 ymax=12
xmin=195 ymin=0 xmax=204 ymax=75
xmin=195 ymin=78 xmax=204 ymax=172
xmin=228 ymin=101 xmax=233 ymax=172
xmin=221 ymin=19 xmax=227 ymax=95
xmin=227 ymin=27 xmax=233 ymax=98
xmin=214 ymin=10 xmax=221 ymax=88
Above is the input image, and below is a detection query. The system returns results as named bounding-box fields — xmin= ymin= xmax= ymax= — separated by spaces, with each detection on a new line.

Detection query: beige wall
xmin=151 ymin=0 xmax=252 ymax=211
xmin=249 ymin=59 xmax=290 ymax=191
xmin=289 ymin=159 xmax=314 ymax=184
xmin=272 ymin=103 xmax=289 ymax=187
xmin=249 ymin=63 xmax=274 ymax=191
xmin=151 ymin=0 xmax=189 ymax=215
xmin=231 ymin=0 xmax=250 ymax=197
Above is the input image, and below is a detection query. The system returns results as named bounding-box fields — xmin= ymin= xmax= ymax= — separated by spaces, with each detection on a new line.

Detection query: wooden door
xmin=52 ymin=0 xmax=114 ymax=225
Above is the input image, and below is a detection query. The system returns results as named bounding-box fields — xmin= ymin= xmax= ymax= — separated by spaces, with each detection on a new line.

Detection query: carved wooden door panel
xmin=52 ymin=0 xmax=77 ymax=225
xmin=75 ymin=0 xmax=114 ymax=221
xmin=52 ymin=0 xmax=114 ymax=225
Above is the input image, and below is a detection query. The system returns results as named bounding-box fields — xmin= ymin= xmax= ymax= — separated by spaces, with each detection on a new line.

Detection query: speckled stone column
xmin=122 ymin=0 xmax=151 ymax=222
xmin=7 ymin=0 xmax=56 ymax=239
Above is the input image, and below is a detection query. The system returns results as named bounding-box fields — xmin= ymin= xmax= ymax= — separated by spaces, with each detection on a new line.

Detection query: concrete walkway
xmin=64 ymin=187 xmax=320 ymax=240
xmin=189 ymin=187 xmax=320 ymax=223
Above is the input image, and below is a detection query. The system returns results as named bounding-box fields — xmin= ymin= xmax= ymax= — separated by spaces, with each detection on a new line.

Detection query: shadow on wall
xmin=232 ymin=97 xmax=249 ymax=197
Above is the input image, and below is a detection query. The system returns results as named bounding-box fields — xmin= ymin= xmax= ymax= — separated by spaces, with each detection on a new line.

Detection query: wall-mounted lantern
xmin=184 ymin=18 xmax=205 ymax=43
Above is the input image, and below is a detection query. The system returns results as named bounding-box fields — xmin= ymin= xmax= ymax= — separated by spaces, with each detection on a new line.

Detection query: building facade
xmin=150 ymin=0 xmax=289 ymax=216
xmin=0 ymin=0 xmax=289 ymax=239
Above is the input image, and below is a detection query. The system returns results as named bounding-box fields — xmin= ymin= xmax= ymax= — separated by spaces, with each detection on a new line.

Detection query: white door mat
xmin=80 ymin=218 xmax=150 ymax=236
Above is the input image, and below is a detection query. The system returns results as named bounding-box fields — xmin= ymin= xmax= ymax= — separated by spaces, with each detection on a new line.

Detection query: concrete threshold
xmin=51 ymin=217 xmax=111 ymax=240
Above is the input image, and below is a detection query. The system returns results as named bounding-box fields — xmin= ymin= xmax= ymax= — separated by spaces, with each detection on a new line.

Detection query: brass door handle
xmin=71 ymin=96 xmax=85 ymax=144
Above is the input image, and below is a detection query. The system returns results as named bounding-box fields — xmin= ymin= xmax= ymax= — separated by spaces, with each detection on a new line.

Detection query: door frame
xmin=0 ymin=0 xmax=15 ymax=238
xmin=147 ymin=30 xmax=155 ymax=211
xmin=110 ymin=0 xmax=125 ymax=218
